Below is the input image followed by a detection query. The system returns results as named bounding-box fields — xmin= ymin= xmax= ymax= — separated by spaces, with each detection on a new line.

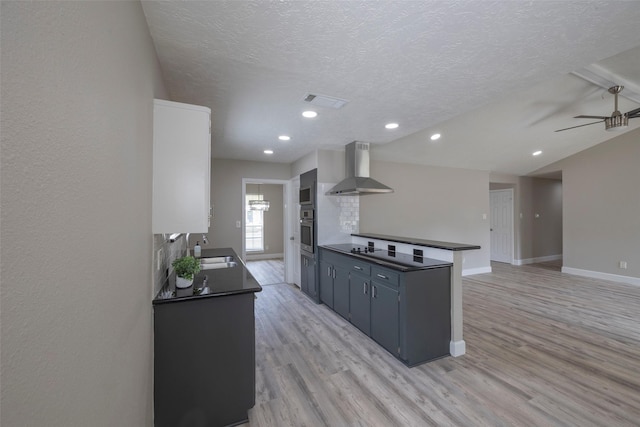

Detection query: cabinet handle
xmin=363 ymin=282 xmax=368 ymax=295
xmin=376 ymin=273 xmax=388 ymax=280
xmin=372 ymin=286 xmax=377 ymax=299
xmin=332 ymin=269 xmax=336 ymax=279
xmin=354 ymin=265 xmax=362 ymax=270
xmin=327 ymin=266 xmax=332 ymax=277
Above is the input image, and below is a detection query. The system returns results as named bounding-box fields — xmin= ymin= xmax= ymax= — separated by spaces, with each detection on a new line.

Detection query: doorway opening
xmin=242 ymin=179 xmax=291 ymax=285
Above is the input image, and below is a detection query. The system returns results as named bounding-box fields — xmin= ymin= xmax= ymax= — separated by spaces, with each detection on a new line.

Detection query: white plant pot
xmin=176 ymin=276 xmax=193 ymax=289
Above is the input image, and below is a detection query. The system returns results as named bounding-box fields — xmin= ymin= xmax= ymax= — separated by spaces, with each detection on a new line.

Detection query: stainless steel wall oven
xmin=300 ymin=208 xmax=314 ymax=253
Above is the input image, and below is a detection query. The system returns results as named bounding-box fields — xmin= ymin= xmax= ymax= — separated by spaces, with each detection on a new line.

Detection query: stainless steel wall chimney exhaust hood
xmin=327 ymin=141 xmax=393 ymax=195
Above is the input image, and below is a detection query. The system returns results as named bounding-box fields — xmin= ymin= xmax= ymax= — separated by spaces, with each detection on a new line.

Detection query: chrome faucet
xmin=185 ymin=233 xmax=208 ymax=256
xmin=185 ymin=233 xmax=192 ymax=256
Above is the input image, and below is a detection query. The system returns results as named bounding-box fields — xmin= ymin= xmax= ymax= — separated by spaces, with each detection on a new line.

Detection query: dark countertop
xmin=153 ymin=247 xmax=262 ymax=305
xmin=320 ymin=243 xmax=452 ymax=272
xmin=352 ymin=233 xmax=481 ymax=251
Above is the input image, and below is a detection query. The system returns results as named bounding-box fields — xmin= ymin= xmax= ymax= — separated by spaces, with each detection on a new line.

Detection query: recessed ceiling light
xmin=385 ymin=122 xmax=399 ymax=129
xmin=278 ymin=135 xmax=291 ymax=141
xmin=533 ymin=150 xmax=542 ymax=156
xmin=264 ymin=149 xmax=274 ymax=155
xmin=302 ymin=111 xmax=318 ymax=118
xmin=430 ymin=133 xmax=441 ymax=141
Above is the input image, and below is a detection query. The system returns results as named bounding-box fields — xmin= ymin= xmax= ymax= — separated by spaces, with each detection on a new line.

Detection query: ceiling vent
xmin=303 ymin=93 xmax=349 ymax=109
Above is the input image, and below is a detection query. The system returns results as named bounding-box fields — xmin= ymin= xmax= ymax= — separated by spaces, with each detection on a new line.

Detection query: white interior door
xmin=287 ymin=176 xmax=301 ymax=287
xmin=490 ymin=189 xmax=513 ymax=263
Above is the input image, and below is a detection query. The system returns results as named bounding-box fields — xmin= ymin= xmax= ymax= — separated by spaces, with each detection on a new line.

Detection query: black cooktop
xmin=320 ymin=243 xmax=452 ymax=272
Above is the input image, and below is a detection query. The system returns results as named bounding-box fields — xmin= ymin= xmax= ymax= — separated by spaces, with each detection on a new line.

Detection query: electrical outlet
xmin=236 ymin=220 xmax=241 ymax=228
xmin=619 ymin=261 xmax=628 ymax=269
xmin=482 ymin=213 xmax=487 ymax=220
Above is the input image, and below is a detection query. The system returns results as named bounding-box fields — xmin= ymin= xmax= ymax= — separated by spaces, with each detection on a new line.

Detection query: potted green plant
xmin=172 ymin=256 xmax=201 ymax=289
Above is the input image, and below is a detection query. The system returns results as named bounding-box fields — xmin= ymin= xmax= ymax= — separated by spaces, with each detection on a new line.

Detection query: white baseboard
xmin=462 ymin=266 xmax=492 ymax=276
xmin=513 ymin=254 xmax=563 ymax=266
xmin=246 ymin=252 xmax=284 ymax=261
xmin=450 ymin=340 xmax=466 ymax=357
xmin=562 ymin=266 xmax=640 ymax=287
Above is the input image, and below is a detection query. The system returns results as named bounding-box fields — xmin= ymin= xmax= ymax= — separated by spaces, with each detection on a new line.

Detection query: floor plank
xmin=244 ymin=261 xmax=640 ymax=426
xmin=247 ymin=258 xmax=285 ymax=286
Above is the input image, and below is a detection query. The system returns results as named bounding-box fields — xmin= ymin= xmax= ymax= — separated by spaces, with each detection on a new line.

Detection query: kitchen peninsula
xmin=351 ymin=233 xmax=481 ymax=357
xmin=153 ymin=248 xmax=262 ymax=427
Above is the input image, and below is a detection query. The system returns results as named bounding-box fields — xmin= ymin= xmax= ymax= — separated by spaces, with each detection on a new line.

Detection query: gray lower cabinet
xmin=319 ymin=253 xmax=351 ymax=320
xmin=318 ymin=248 xmax=451 ymax=366
xmin=371 ymin=278 xmax=400 ymax=356
xmin=349 ymin=272 xmax=371 ymax=335
xmin=153 ymin=293 xmax=255 ymax=427
xmin=301 ymin=253 xmax=319 ymax=302
xmin=319 ymin=260 xmax=334 ymax=308
xmin=332 ymin=264 xmax=350 ymax=320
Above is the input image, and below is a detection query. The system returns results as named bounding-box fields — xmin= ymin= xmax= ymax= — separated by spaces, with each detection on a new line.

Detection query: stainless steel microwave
xmin=299 ymin=185 xmax=313 ymax=205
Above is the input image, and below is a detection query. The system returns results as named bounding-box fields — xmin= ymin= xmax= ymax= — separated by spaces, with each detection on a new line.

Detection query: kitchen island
xmin=153 ymin=248 xmax=262 ymax=427
xmin=351 ymin=233 xmax=481 ymax=357
xmin=319 ymin=243 xmax=452 ymax=366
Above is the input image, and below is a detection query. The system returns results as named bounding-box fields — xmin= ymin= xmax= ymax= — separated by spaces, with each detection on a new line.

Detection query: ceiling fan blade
xmin=554 ymin=120 xmax=604 ymax=132
xmin=625 ymin=106 xmax=640 ymax=117
xmin=574 ymin=115 xmax=609 ymax=119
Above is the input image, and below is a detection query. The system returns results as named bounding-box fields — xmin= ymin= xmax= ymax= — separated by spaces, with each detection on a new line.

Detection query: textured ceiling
xmin=141 ymin=1 xmax=640 ymax=175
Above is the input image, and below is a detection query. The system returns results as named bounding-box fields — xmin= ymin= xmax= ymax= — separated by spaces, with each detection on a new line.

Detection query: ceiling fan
xmin=555 ymin=85 xmax=640 ymax=132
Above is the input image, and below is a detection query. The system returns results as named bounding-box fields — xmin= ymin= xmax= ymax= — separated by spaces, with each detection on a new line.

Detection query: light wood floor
xmin=245 ymin=261 xmax=640 ymax=426
xmin=246 ymin=259 xmax=285 ymax=286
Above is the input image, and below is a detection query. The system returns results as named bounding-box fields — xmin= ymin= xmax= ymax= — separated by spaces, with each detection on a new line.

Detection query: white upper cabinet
xmin=152 ymin=99 xmax=211 ymax=233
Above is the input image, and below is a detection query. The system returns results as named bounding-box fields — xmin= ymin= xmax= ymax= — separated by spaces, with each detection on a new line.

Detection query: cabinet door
xmin=301 ymin=254 xmax=317 ymax=300
xmin=349 ymin=272 xmax=371 ymax=335
xmin=371 ymin=281 xmax=399 ymax=356
xmin=300 ymin=254 xmax=309 ymax=295
xmin=153 ymin=99 xmax=211 ymax=233
xmin=333 ymin=264 xmax=350 ymax=320
xmin=319 ymin=260 xmax=334 ymax=308
xmin=308 ymin=257 xmax=317 ymax=298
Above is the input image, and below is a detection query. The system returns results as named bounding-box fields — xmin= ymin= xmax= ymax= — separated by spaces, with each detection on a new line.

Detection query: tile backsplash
xmin=152 ymin=234 xmax=186 ymax=297
xmin=316 ymin=182 xmax=360 ymax=245
xmin=338 ymin=195 xmax=359 ymax=234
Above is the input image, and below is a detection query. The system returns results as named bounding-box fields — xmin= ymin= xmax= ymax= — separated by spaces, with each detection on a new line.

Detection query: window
xmin=246 ymin=194 xmax=264 ymax=252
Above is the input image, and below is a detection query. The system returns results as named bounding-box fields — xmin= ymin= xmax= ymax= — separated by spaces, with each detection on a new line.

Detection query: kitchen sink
xmin=200 ymin=256 xmax=237 ymax=270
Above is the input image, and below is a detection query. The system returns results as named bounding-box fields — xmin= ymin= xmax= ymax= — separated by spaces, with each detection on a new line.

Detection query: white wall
xmin=360 ymin=161 xmax=491 ymax=271
xmin=1 ymin=2 xmax=165 ymax=426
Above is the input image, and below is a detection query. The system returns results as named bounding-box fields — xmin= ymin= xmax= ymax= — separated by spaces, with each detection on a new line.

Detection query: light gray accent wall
xmin=246 ymin=183 xmax=284 ymax=256
xmin=317 ymin=149 xmax=345 ymax=183
xmin=291 ymin=151 xmax=317 ymax=177
xmin=1 ymin=2 xmax=165 ymax=426
xmin=555 ymin=129 xmax=639 ymax=278
xmin=210 ymin=159 xmax=291 ymax=255
xmin=360 ymin=161 xmax=491 ymax=271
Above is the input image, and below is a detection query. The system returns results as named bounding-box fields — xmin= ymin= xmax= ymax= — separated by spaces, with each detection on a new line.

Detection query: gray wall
xmin=535 ymin=127 xmax=640 ymax=279
xmin=1 ymin=2 xmax=165 ymax=426
xmin=210 ymin=159 xmax=291 ymax=255
xmin=360 ymin=160 xmax=491 ymax=271
xmin=532 ymin=178 xmax=563 ymax=258
xmin=246 ymin=183 xmax=284 ymax=256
